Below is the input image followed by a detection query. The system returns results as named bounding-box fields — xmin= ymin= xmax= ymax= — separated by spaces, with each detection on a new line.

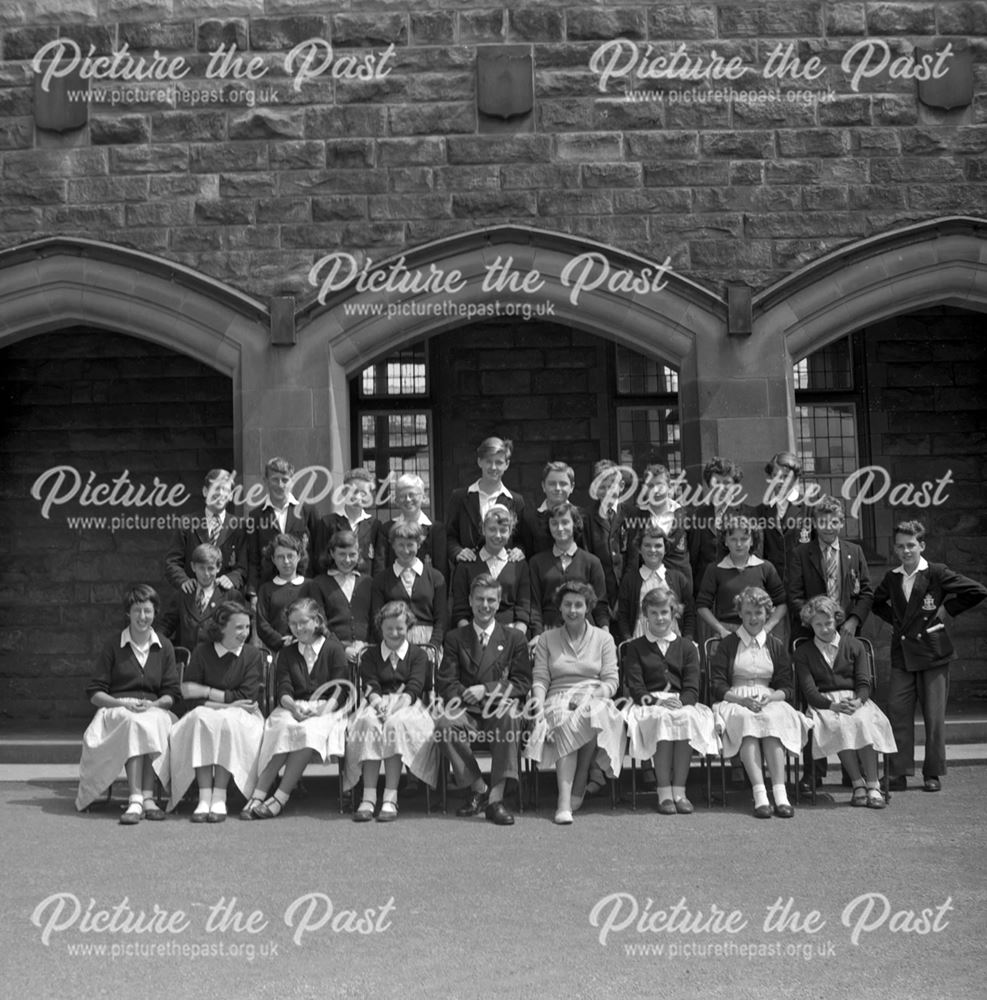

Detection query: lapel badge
xmin=497 ymin=645 xmax=504 ymax=652
xmin=921 ymin=594 xmax=937 ymax=612
xmin=799 ymin=527 xmax=811 ymax=544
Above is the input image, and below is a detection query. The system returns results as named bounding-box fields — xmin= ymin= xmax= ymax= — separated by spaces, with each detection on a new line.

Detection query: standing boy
xmin=164 ymin=469 xmax=246 ymax=595
xmin=872 ymin=520 xmax=986 ymax=792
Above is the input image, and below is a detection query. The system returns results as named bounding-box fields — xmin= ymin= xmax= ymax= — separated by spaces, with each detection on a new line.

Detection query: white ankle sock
xmin=772 ymin=783 xmax=790 ymax=807
xmin=752 ymin=784 xmax=769 ymax=808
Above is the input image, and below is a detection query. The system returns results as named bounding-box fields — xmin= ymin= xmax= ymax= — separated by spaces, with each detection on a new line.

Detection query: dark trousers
xmin=888 ymin=658 xmax=949 ymax=778
xmin=436 ymin=704 xmax=521 ymax=787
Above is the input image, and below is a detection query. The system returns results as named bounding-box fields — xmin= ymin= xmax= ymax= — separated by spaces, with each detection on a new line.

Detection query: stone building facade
xmin=0 ymin=0 xmax=985 ymax=718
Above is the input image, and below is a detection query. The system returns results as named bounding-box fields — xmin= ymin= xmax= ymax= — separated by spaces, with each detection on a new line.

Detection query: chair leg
xmin=630 ymin=755 xmax=638 ymax=811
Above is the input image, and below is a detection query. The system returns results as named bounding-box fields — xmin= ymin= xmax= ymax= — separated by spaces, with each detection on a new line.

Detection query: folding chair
xmin=622 ymin=640 xmax=714 ymax=810
xmin=793 ymin=635 xmax=890 ymax=806
xmin=703 ymin=635 xmax=802 ymax=807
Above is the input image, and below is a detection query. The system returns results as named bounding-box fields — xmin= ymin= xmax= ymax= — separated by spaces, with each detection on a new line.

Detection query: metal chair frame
xmin=703 ymin=635 xmax=803 ymax=808
xmin=792 ymin=635 xmax=891 ymax=806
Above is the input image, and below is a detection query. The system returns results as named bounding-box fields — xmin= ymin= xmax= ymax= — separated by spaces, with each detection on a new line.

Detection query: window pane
xmin=359 ymin=345 xmax=427 ymax=397
xmin=358 ymin=409 xmax=433 ymax=519
xmin=615 ymin=345 xmax=678 ymax=395
xmin=616 ymin=405 xmax=682 ymax=475
xmin=793 ymin=337 xmax=852 ymax=390
xmin=795 ymin=402 xmax=860 ymax=536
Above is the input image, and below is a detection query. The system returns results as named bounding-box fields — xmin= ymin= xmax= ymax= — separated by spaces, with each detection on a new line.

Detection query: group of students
xmin=75 ymin=440 xmax=986 ymax=825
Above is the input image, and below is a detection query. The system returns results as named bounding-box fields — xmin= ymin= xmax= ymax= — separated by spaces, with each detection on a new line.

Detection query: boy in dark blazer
xmin=162 ymin=543 xmax=244 ymax=650
xmin=445 ymin=436 xmax=526 ymax=569
xmin=317 ymin=467 xmax=382 ymax=576
xmin=583 ymin=459 xmax=628 ymax=613
xmin=437 ymin=575 xmax=532 ymax=825
xmin=164 ymin=469 xmax=247 ymax=595
xmin=872 ymin=520 xmax=986 ymax=792
xmin=246 ymin=456 xmax=321 ymax=596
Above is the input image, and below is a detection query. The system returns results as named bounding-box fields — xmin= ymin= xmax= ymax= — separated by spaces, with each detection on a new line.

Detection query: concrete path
xmin=2 ymin=767 xmax=984 ymax=1000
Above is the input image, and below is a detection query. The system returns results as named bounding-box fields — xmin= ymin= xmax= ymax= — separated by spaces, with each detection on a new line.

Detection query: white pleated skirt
xmin=714 ymin=686 xmax=812 ymax=758
xmin=167 ymin=704 xmax=264 ymax=810
xmin=624 ymin=698 xmax=718 ymax=759
xmin=342 ymin=696 xmax=438 ymax=790
xmin=256 ymin=705 xmax=348 ymax=774
xmin=76 ymin=706 xmax=176 ymax=811
xmin=523 ymin=692 xmax=626 ymax=778
xmin=808 ymin=691 xmax=898 ymax=758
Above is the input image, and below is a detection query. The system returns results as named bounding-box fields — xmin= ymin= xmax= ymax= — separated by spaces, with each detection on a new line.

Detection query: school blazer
xmin=316 ymin=513 xmax=383 ymax=576
xmin=614 ymin=566 xmax=696 ymax=644
xmin=519 ymin=505 xmax=586 ymax=559
xmin=582 ymin=504 xmax=628 ymax=607
xmin=794 ymin=636 xmax=871 ymax=710
xmin=358 ymin=644 xmax=429 ymax=702
xmin=163 ymin=518 xmax=248 ymax=592
xmin=438 ymin=624 xmax=532 ymax=706
xmin=752 ymin=502 xmax=813 ymax=588
xmin=445 ymin=487 xmax=526 ymax=567
xmin=373 ymin=519 xmax=448 ymax=577
xmin=621 ymin=634 xmax=701 ymax=706
xmin=246 ymin=501 xmax=321 ymax=595
xmin=369 ymin=566 xmax=448 ymax=645
xmin=162 ymin=587 xmax=245 ymax=651
xmin=450 ymin=558 xmax=531 ymax=628
xmin=787 ymin=539 xmax=874 ymax=632
xmin=709 ymin=631 xmax=794 ymax=704
xmin=872 ymin=563 xmax=987 ymax=671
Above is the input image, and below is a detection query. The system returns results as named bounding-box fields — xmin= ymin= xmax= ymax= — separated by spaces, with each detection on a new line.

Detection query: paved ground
xmin=2 ymin=766 xmax=984 ymax=1000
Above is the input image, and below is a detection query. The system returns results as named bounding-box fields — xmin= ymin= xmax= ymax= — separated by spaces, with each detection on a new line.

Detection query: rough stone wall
xmin=1 ymin=1 xmax=985 ymax=302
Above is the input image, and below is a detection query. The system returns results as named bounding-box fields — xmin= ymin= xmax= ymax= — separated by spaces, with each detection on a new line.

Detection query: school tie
xmin=207 ymin=516 xmax=221 ymax=546
xmin=824 ymin=544 xmax=840 ymax=601
xmin=196 ymin=587 xmax=208 ymax=612
xmin=400 ymin=567 xmax=416 ymax=597
xmin=389 ymin=652 xmax=399 ymax=671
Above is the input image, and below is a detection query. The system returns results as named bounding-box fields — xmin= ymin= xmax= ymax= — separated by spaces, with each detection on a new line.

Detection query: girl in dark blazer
xmin=244 ymin=599 xmax=350 ymax=819
xmin=370 ymin=521 xmax=447 ymax=648
xmin=794 ymin=596 xmax=896 ymax=809
xmin=344 ymin=601 xmax=439 ymax=821
xmin=451 ymin=504 xmax=531 ymax=633
xmin=615 ymin=524 xmax=696 ymax=643
xmin=528 ymin=502 xmax=609 ymax=635
xmin=308 ymin=529 xmax=373 ymax=664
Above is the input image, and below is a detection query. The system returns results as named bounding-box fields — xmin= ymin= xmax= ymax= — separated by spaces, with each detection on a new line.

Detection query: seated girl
xmin=528 ymin=502 xmax=609 ymax=637
xmin=622 ymin=587 xmax=717 ymax=814
xmin=343 ymin=601 xmax=438 ymax=822
xmin=256 ymin=532 xmax=310 ymax=652
xmin=615 ymin=524 xmax=696 ymax=643
xmin=696 ymin=515 xmax=786 ymax=643
xmin=794 ymin=595 xmax=896 ymax=809
xmin=76 ymin=584 xmax=181 ymax=823
xmin=451 ymin=504 xmax=531 ymax=633
xmin=374 ymin=473 xmax=448 ymax=575
xmin=243 ymin=598 xmax=351 ymax=819
xmin=710 ymin=586 xmax=811 ymax=819
xmin=370 ymin=521 xmax=447 ymax=649
xmin=308 ymin=528 xmax=372 ymax=664
xmin=524 ymin=581 xmax=624 ymax=825
xmin=167 ymin=601 xmax=265 ymax=822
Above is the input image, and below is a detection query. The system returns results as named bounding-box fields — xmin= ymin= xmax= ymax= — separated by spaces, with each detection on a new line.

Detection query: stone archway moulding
xmin=0 ymin=237 xmax=270 ymax=478
xmin=754 ymin=216 xmax=987 ymax=360
xmin=296 ymin=224 xmax=728 ymax=374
